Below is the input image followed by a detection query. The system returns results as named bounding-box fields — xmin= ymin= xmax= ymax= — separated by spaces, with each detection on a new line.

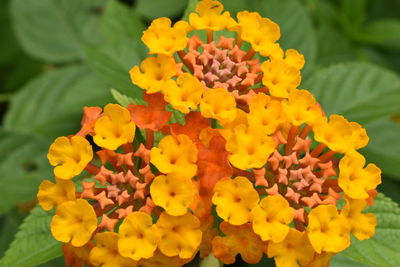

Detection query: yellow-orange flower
xmin=282 ymin=89 xmax=322 ymax=126
xmin=37 ymin=179 xmax=76 ymax=211
xmin=47 ymin=136 xmax=93 ymax=180
xmin=94 ymin=104 xmax=136 ymax=150
xmin=150 ymin=173 xmax=196 ymax=216
xmin=138 ymin=250 xmax=189 ymax=267
xmin=142 ymin=18 xmax=189 ymax=56
xmin=130 ymin=55 xmax=177 ymax=94
xmin=156 ymin=212 xmax=202 ymax=259
xmin=236 ymin=11 xmax=281 ymax=57
xmin=118 ymin=212 xmax=160 ymax=261
xmin=313 ymin=115 xmax=369 ymax=154
xmin=51 ymin=199 xmax=97 ymax=247
xmin=226 ymin=124 xmax=275 ymax=170
xmin=89 ymin=232 xmax=138 ymax=267
xmin=212 ymin=222 xmax=266 ymax=265
xmin=268 ymin=228 xmax=315 ymax=267
xmin=261 ymin=49 xmax=304 ymax=98
xmin=338 ymin=150 xmax=381 ymax=199
xmin=307 ymin=205 xmax=350 ymax=253
xmin=200 ymin=88 xmax=237 ymax=124
xmin=163 ymin=73 xmax=204 ymax=113
xmin=189 ymin=0 xmax=236 ymax=31
xmin=248 ymin=93 xmax=284 ymax=134
xmin=150 ymin=134 xmax=197 ymax=178
xmin=252 ymin=195 xmax=293 ymax=242
xmin=341 ymin=197 xmax=376 ymax=240
xmin=212 ymin=176 xmax=259 ymax=225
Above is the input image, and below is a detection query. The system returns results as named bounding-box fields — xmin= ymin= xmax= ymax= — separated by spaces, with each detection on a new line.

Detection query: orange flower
xmin=128 ymin=92 xmax=172 ymax=131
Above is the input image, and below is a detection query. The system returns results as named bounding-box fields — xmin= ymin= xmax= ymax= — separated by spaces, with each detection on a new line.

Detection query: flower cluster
xmin=38 ymin=1 xmax=382 ymax=266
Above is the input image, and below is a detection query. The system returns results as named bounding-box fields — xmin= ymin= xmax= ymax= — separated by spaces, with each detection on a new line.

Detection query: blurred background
xmin=0 ymin=0 xmax=399 ymax=266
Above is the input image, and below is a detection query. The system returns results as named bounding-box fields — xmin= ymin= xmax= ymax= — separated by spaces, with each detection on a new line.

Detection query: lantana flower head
xmin=37 ymin=1 xmax=382 ymax=266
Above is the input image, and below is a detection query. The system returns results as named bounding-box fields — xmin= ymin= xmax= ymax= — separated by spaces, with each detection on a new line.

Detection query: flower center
xmin=182 ymin=35 xmax=262 ymax=93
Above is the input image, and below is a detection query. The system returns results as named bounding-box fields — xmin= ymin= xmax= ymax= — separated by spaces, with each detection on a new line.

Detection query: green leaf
xmin=315 ymin=25 xmax=356 ymax=66
xmin=199 ymin=253 xmax=222 ymax=267
xmin=85 ymin=38 xmax=146 ymax=101
xmin=102 ymin=0 xmax=145 ymax=41
xmin=111 ymin=88 xmax=138 ymax=107
xmin=0 ymin=210 xmax=25 ymax=257
xmin=0 ymin=130 xmax=51 ymax=215
xmin=0 ymin=207 xmax=61 ymax=267
xmin=361 ymin=118 xmax=400 ymax=180
xmin=338 ymin=0 xmax=367 ymax=33
xmin=331 ymin=254 xmax=368 ymax=267
xmin=357 ymin=19 xmax=400 ymax=51
xmin=340 ymin=194 xmax=400 ymax=267
xmin=182 ymin=0 xmax=199 ymax=21
xmin=4 ymin=65 xmax=112 ymax=138
xmin=303 ymin=62 xmax=400 ymax=124
xmin=10 ymin=0 xmax=105 ymax=62
xmin=136 ymin=0 xmax=188 ymax=20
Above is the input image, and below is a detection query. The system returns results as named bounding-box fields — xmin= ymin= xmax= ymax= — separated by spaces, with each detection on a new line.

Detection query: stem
xmin=145 ymin=129 xmax=154 ymax=149
xmin=242 ymin=48 xmax=256 ymax=61
xmin=285 ymin=125 xmax=300 ymax=155
xmin=85 ymin=163 xmax=100 ymax=175
xmin=177 ymin=50 xmax=193 ymax=72
xmin=318 ymin=150 xmax=336 ymax=163
xmin=123 ymin=143 xmax=133 ymax=153
xmin=310 ymin=143 xmax=326 ymax=157
xmin=299 ymin=125 xmax=312 ymax=139
xmin=207 ymin=29 xmax=213 ymax=43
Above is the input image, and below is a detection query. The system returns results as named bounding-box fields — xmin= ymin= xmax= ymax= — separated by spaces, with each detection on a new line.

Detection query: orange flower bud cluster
xmin=37 ymin=1 xmax=381 ymax=266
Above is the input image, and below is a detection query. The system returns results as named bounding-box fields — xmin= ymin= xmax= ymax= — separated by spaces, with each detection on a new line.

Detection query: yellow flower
xmin=142 ymin=17 xmax=189 ymax=56
xmin=150 ymin=134 xmax=198 ymax=178
xmin=247 ymin=93 xmax=284 ymax=134
xmin=200 ymin=88 xmax=237 ymax=124
xmin=261 ymin=49 xmax=304 ymax=98
xmin=89 ymin=232 xmax=138 ymax=267
xmin=219 ymin=108 xmax=248 ymax=141
xmin=307 ymin=205 xmax=350 ymax=253
xmin=226 ymin=124 xmax=275 ymax=170
xmin=267 ymin=228 xmax=315 ymax=267
xmin=282 ymin=89 xmax=322 ymax=126
xmin=236 ymin=11 xmax=281 ymax=57
xmin=51 ymin=199 xmax=97 ymax=247
xmin=338 ymin=150 xmax=381 ymax=199
xmin=313 ymin=115 xmax=369 ymax=154
xmin=37 ymin=179 xmax=76 ymax=211
xmin=138 ymin=250 xmax=189 ymax=267
xmin=189 ymin=0 xmax=236 ymax=31
xmin=47 ymin=136 xmax=93 ymax=180
xmin=212 ymin=176 xmax=259 ymax=225
xmin=251 ymin=195 xmax=293 ymax=242
xmin=130 ymin=55 xmax=177 ymax=94
xmin=94 ymin=104 xmax=136 ymax=150
xmin=118 ymin=212 xmax=160 ymax=261
xmin=156 ymin=212 xmax=202 ymax=259
xmin=150 ymin=173 xmax=196 ymax=216
xmin=163 ymin=73 xmax=204 ymax=114
xmin=341 ymin=197 xmax=376 ymax=240
xmin=212 ymin=222 xmax=267 ymax=264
